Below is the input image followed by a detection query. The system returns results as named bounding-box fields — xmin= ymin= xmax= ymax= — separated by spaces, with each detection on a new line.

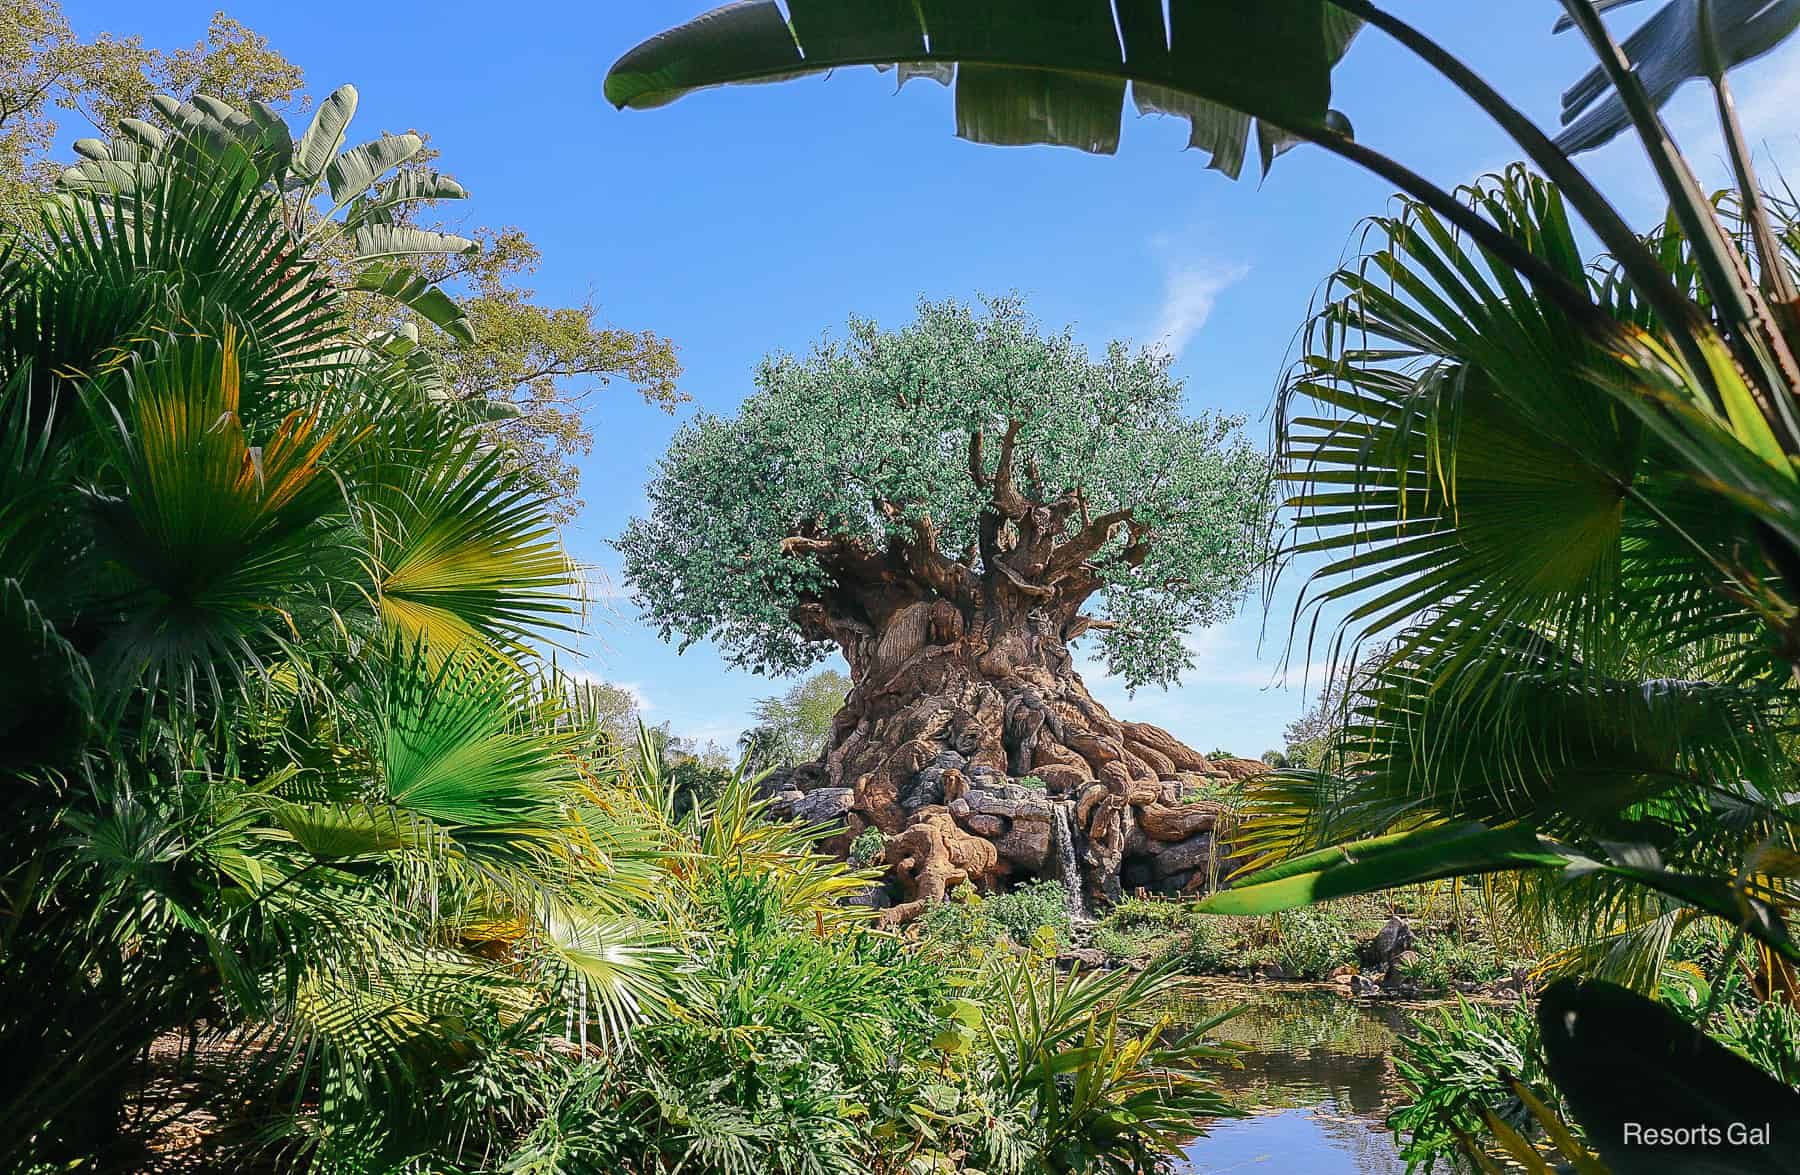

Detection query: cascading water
xmin=1050 ymin=802 xmax=1090 ymax=923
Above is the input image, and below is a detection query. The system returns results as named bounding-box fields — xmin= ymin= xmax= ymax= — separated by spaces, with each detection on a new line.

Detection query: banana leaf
xmin=1193 ymin=823 xmax=1573 ymax=915
xmin=604 ymin=0 xmax=1362 ymax=177
xmin=1553 ymin=0 xmax=1800 ymax=154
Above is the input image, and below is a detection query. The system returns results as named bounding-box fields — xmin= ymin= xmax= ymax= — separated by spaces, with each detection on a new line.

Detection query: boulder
xmin=841 ymin=882 xmax=892 ymax=911
xmin=960 ymin=783 xmax=1054 ymax=822
xmin=1361 ymin=916 xmax=1415 ymax=968
xmin=1055 ymin=948 xmax=1110 ymax=972
xmin=995 ymin=812 xmax=1052 ymax=870
xmin=961 ymin=813 xmax=1006 ymax=839
xmin=1137 ymin=800 xmax=1223 ymax=843
xmin=789 ymin=787 xmax=854 ymax=825
xmin=1151 ymin=831 xmax=1216 ymax=878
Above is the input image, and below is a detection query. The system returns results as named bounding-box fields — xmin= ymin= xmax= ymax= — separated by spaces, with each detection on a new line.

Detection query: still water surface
xmin=1164 ymin=979 xmax=1414 ymax=1174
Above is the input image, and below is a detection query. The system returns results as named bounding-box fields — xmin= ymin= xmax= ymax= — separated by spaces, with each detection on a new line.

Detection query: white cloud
xmin=568 ymin=669 xmax=655 ymax=713
xmin=1147 ymin=257 xmax=1250 ymax=358
xmin=616 ymin=681 xmax=655 ymax=713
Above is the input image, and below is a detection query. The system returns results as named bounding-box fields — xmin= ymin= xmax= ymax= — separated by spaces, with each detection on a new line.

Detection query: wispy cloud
xmin=1147 ymin=256 xmax=1250 ymax=358
xmin=569 ymin=669 xmax=655 ymax=713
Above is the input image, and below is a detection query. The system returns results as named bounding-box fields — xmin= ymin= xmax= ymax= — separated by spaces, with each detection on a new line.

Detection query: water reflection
xmin=1160 ymin=979 xmax=1411 ymax=1174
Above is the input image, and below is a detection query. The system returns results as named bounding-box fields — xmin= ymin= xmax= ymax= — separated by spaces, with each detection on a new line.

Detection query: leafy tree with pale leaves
xmin=621 ymin=295 xmax=1269 ymax=805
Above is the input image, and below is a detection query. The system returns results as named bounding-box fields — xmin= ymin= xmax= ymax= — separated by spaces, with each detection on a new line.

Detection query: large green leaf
xmin=351 ymin=223 xmax=478 ymax=262
xmin=1194 ymin=823 xmax=1574 ymax=915
xmin=1537 ymin=978 xmax=1800 ymax=1175
xmin=325 ymin=133 xmax=425 ymax=206
xmin=354 ymin=262 xmax=476 ymax=343
xmin=1553 ymin=0 xmax=1800 ymax=153
xmin=604 ymin=1 xmax=1361 ymax=174
xmin=347 ymin=170 xmax=469 ymax=230
xmin=294 ymin=83 xmax=358 ymax=184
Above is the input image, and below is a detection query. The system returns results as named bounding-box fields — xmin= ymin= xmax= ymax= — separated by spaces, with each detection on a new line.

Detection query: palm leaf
xmin=358 ymin=422 xmax=577 ymax=656
xmin=82 ymin=328 xmax=349 ymax=700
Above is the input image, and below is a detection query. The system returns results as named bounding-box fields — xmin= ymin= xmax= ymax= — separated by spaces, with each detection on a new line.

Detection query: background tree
xmin=747 ymin=668 xmax=851 ymax=768
xmin=5 ymin=0 xmax=681 ymax=512
xmin=620 ymin=295 xmax=1270 ymax=817
xmin=1280 ymin=651 xmax=1385 ymax=770
xmin=0 ymin=4 xmax=303 ymax=224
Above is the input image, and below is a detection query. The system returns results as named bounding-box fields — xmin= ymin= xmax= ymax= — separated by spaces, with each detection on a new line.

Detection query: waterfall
xmin=1050 ymin=802 xmax=1090 ymax=923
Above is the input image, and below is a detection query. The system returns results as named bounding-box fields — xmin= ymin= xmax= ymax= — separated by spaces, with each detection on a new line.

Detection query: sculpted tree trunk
xmin=774 ymin=422 xmax=1249 ymax=907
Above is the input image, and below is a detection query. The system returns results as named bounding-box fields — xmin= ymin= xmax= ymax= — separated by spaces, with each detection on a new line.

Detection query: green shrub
xmin=1716 ymin=998 xmax=1800 ymax=1086
xmin=1103 ymin=896 xmax=1190 ymax=933
xmin=1400 ymin=935 xmax=1508 ymax=989
xmin=1170 ymin=916 xmax=1245 ymax=974
xmin=920 ymin=882 xmax=1072 ymax=954
xmin=1013 ymin=774 xmax=1047 ymax=790
xmin=1179 ymin=776 xmax=1248 ymax=809
xmin=1269 ymin=907 xmax=1357 ymax=979
xmin=1093 ymin=897 xmax=1200 ymax=965
xmin=985 ymin=881 xmax=1073 ymax=950
xmin=1389 ymin=999 xmax=1565 ymax=1171
xmin=847 ymin=826 xmax=886 ymax=869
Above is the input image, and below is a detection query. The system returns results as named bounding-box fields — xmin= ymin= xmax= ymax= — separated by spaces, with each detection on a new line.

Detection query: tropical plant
xmin=33 ymin=40 xmax=685 ymax=515
xmin=61 ymin=82 xmax=481 ymax=345
xmin=0 ymin=130 xmax=665 ymax=1170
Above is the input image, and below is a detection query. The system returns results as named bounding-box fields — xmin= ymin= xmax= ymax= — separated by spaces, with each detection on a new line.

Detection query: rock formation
xmin=765 ymin=750 xmax=1268 ymax=918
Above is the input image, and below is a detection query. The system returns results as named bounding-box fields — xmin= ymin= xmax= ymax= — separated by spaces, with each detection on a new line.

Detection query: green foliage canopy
xmin=619 ymin=296 xmax=1270 ymax=688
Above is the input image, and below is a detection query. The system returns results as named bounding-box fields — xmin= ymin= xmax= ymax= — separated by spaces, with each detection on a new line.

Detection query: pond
xmin=1163 ymin=979 xmax=1417 ymax=1174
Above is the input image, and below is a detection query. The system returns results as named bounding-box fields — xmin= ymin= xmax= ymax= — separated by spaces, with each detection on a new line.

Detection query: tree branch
xmin=1046 ymin=508 xmax=1134 ymax=582
xmin=1064 ymin=615 xmax=1119 ymax=641
xmin=780 ymin=533 xmax=889 ymax=586
xmin=988 ymin=419 xmax=1029 ymax=518
xmin=878 ymin=504 xmax=980 ymax=604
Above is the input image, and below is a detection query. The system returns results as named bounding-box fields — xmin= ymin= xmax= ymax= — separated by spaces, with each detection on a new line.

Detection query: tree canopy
xmin=743 ymin=669 xmax=850 ymax=767
xmin=619 ymin=296 xmax=1270 ymax=688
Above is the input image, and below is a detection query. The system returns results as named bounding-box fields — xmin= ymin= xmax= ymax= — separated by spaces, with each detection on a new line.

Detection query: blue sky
xmin=71 ymin=1 xmax=1800 ymax=755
